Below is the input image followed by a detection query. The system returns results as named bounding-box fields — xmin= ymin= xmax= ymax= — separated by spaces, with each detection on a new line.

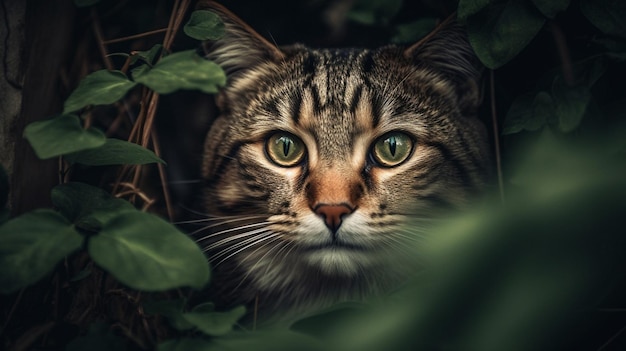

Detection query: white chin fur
xmin=304 ymin=248 xmax=370 ymax=275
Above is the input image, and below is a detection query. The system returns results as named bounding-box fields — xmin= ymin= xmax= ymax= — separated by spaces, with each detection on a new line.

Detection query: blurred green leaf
xmin=64 ymin=138 xmax=165 ymax=166
xmin=184 ymin=10 xmax=225 ymax=40
xmin=0 ymin=210 xmax=83 ymax=294
xmin=552 ymin=80 xmax=591 ymax=133
xmin=581 ymin=0 xmax=626 ymax=38
xmin=392 ymin=18 xmax=437 ymax=44
xmin=530 ymin=0 xmax=570 ymax=18
xmin=144 ymin=299 xmax=194 ymax=330
xmin=457 ymin=0 xmax=495 ymax=20
xmin=51 ymin=182 xmax=135 ymax=231
xmin=63 ymin=70 xmax=137 ymax=113
xmin=23 ymin=114 xmax=106 ymax=159
xmin=347 ymin=0 xmax=403 ymax=25
xmin=130 ymin=44 xmax=163 ymax=66
xmin=88 ymin=211 xmax=210 ymax=291
xmin=66 ymin=322 xmax=126 ymax=351
xmin=134 ymin=50 xmax=226 ymax=94
xmin=158 ymin=338 xmax=213 ymax=351
xmin=465 ymin=0 xmax=545 ymax=69
xmin=503 ymin=91 xmax=555 ymax=134
xmin=183 ymin=305 xmax=246 ymax=336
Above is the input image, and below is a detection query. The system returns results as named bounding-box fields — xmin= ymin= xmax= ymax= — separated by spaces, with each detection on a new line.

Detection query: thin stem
xmin=91 ymin=8 xmax=113 ymax=70
xmin=102 ymin=28 xmax=168 ymax=45
xmin=549 ymin=21 xmax=575 ymax=86
xmin=151 ymin=129 xmax=174 ymax=221
xmin=490 ymin=70 xmax=505 ymax=204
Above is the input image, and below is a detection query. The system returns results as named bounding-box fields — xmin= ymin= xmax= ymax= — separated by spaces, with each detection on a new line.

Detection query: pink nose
xmin=314 ymin=204 xmax=354 ymax=233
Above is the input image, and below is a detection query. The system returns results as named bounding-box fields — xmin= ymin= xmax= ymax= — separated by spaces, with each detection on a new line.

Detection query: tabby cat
xmin=195 ymin=1 xmax=490 ymax=324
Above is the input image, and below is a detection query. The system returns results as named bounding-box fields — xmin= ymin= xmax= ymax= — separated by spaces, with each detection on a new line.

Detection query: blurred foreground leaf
xmin=63 ymin=70 xmax=137 ymax=113
xmin=0 ymin=210 xmax=83 ymax=293
xmin=184 ymin=10 xmax=225 ymax=40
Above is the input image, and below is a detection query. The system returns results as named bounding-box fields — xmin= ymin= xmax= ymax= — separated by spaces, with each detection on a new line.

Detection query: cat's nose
xmin=314 ymin=204 xmax=354 ymax=233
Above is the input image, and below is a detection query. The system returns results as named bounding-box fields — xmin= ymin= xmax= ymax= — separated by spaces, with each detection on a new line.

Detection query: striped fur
xmin=196 ymin=1 xmax=490 ymax=325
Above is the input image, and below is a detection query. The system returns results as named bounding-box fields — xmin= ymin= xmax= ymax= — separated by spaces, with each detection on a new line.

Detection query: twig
xmin=103 ymin=28 xmax=169 ymax=45
xmin=2 ymin=288 xmax=25 ymax=333
xmin=91 ymin=8 xmax=113 ymax=70
xmin=549 ymin=21 xmax=575 ymax=86
xmin=151 ymin=129 xmax=174 ymax=220
xmin=597 ymin=325 xmax=626 ymax=351
xmin=490 ymin=70 xmax=505 ymax=204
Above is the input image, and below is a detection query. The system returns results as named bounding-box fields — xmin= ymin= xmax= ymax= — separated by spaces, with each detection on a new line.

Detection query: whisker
xmin=177 ymin=214 xmax=267 ymax=226
xmin=204 ymin=227 xmax=272 ymax=251
xmin=212 ymin=233 xmax=281 ymax=268
xmin=193 ymin=221 xmax=270 ymax=239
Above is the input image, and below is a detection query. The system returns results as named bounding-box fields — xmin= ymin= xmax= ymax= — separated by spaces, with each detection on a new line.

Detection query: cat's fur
xmin=196 ymin=1 xmax=490 ymax=324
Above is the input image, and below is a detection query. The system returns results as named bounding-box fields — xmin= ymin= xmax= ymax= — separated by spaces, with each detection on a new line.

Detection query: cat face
xmin=197 ymin=2 xmax=490 ymax=312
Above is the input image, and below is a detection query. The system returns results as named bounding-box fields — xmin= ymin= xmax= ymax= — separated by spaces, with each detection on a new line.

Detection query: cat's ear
xmin=197 ymin=1 xmax=285 ymax=75
xmin=404 ymin=19 xmax=483 ymax=115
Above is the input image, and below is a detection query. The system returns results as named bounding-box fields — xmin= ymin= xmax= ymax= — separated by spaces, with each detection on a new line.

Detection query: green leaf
xmin=66 ymin=322 xmax=125 ymax=351
xmin=183 ymin=305 xmax=246 ymax=336
xmin=457 ymin=0 xmax=496 ymax=20
xmin=0 ymin=210 xmax=83 ymax=294
xmin=581 ymin=0 xmax=626 ymax=38
xmin=392 ymin=18 xmax=437 ymax=44
xmin=503 ymin=91 xmax=555 ymax=135
xmin=465 ymin=0 xmax=546 ymax=69
xmin=158 ymin=338 xmax=214 ymax=351
xmin=23 ymin=115 xmax=106 ymax=159
xmin=347 ymin=0 xmax=403 ymax=25
xmin=184 ymin=10 xmax=225 ymax=40
xmin=0 ymin=209 xmax=8 ymax=225
xmin=51 ymin=182 xmax=135 ymax=231
xmin=530 ymin=0 xmax=570 ymax=18
xmin=0 ymin=165 xmax=8 ymax=209
xmin=130 ymin=44 xmax=163 ymax=66
xmin=131 ymin=64 xmax=151 ymax=80
xmin=64 ymin=138 xmax=165 ymax=166
xmin=63 ymin=70 xmax=137 ymax=113
xmin=135 ymin=50 xmax=226 ymax=94
xmin=74 ymin=0 xmax=100 ymax=7
xmin=88 ymin=211 xmax=210 ymax=291
xmin=552 ymin=80 xmax=591 ymax=133
xmin=143 ymin=299 xmax=194 ymax=330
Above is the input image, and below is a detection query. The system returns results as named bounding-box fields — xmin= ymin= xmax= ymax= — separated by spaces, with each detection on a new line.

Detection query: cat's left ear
xmin=404 ymin=20 xmax=483 ymax=115
xmin=197 ymin=1 xmax=285 ymax=76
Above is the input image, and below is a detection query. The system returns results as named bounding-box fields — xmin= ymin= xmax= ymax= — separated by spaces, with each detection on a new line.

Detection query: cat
xmin=194 ymin=1 xmax=491 ymax=325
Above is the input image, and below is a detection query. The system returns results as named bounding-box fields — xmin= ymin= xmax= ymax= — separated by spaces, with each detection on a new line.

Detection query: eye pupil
xmin=388 ymin=136 xmax=397 ymax=156
xmin=281 ymin=137 xmax=291 ymax=156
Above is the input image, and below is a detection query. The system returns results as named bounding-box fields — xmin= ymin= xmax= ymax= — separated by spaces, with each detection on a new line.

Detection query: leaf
xmin=0 ymin=210 xmax=84 ymax=294
xmin=135 ymin=50 xmax=226 ymax=94
xmin=74 ymin=0 xmax=100 ymax=7
xmin=51 ymin=182 xmax=135 ymax=231
xmin=457 ymin=0 xmax=496 ymax=20
xmin=530 ymin=0 xmax=570 ymax=18
xmin=465 ymin=0 xmax=546 ymax=69
xmin=64 ymin=138 xmax=165 ymax=166
xmin=347 ymin=0 xmax=403 ymax=25
xmin=580 ymin=0 xmax=626 ymax=38
xmin=88 ymin=211 xmax=210 ymax=291
xmin=131 ymin=64 xmax=151 ymax=80
xmin=503 ymin=91 xmax=554 ymax=134
xmin=552 ymin=80 xmax=591 ymax=133
xmin=130 ymin=44 xmax=163 ymax=66
xmin=183 ymin=305 xmax=246 ymax=336
xmin=63 ymin=70 xmax=137 ymax=113
xmin=184 ymin=10 xmax=225 ymax=40
xmin=392 ymin=18 xmax=437 ymax=44
xmin=23 ymin=115 xmax=106 ymax=159
xmin=66 ymin=322 xmax=125 ymax=351
xmin=143 ymin=299 xmax=194 ymax=330
xmin=158 ymin=338 xmax=214 ymax=351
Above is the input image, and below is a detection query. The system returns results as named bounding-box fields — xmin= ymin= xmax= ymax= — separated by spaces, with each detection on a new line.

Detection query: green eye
xmin=371 ymin=132 xmax=413 ymax=167
xmin=265 ymin=132 xmax=306 ymax=167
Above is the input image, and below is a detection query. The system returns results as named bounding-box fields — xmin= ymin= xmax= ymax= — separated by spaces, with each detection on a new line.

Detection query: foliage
xmin=2 ymin=0 xmax=625 ymax=350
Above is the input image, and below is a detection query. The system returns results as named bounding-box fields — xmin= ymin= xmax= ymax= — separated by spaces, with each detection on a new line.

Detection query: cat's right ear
xmin=197 ymin=1 xmax=285 ymax=75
